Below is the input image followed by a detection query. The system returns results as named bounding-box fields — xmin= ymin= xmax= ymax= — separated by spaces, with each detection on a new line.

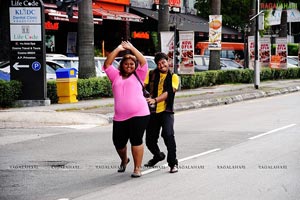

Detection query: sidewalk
xmin=1 ymin=79 xmax=300 ymax=128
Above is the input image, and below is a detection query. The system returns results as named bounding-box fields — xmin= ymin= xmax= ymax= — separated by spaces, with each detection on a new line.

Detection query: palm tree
xmin=209 ymin=0 xmax=221 ymax=70
xmin=78 ymin=0 xmax=96 ymax=78
xmin=278 ymin=2 xmax=288 ymax=38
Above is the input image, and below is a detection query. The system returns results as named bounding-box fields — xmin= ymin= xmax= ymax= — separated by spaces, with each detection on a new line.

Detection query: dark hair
xmin=119 ymin=54 xmax=138 ymax=76
xmin=154 ymin=52 xmax=169 ymax=64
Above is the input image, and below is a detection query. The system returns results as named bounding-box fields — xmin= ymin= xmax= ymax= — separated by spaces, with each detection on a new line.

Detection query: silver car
xmin=194 ymin=55 xmax=244 ymax=72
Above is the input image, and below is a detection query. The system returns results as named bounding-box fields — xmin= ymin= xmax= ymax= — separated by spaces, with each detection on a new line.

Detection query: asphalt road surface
xmin=0 ymin=92 xmax=299 ymax=200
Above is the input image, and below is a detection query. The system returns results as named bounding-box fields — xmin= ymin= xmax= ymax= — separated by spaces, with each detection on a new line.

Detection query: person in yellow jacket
xmin=144 ymin=52 xmax=180 ymax=173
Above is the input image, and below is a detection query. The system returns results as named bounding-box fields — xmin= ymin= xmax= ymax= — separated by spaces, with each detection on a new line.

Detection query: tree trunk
xmin=278 ymin=8 xmax=287 ymax=37
xmin=78 ymin=0 xmax=95 ymax=79
xmin=209 ymin=0 xmax=221 ymax=70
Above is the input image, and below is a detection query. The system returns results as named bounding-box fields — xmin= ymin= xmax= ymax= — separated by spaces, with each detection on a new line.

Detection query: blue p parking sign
xmin=32 ymin=61 xmax=41 ymax=71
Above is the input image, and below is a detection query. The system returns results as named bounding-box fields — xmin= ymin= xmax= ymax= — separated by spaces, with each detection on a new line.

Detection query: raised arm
xmin=103 ymin=44 xmax=125 ymax=69
xmin=121 ymin=41 xmax=146 ymax=66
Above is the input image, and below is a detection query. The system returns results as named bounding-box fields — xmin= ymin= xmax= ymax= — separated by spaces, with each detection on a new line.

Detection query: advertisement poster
xmin=46 ymin=35 xmax=55 ymax=52
xmin=67 ymin=32 xmax=77 ymax=55
xmin=276 ymin=37 xmax=288 ymax=69
xmin=259 ymin=37 xmax=271 ymax=68
xmin=160 ymin=31 xmax=175 ymax=72
xmin=178 ymin=31 xmax=194 ymax=74
xmin=208 ymin=15 xmax=222 ymax=50
xmin=248 ymin=36 xmax=255 ymax=70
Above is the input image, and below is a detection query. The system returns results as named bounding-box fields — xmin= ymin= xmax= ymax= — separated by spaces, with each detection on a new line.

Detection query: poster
xmin=208 ymin=15 xmax=222 ymax=50
xmin=178 ymin=31 xmax=194 ymax=74
xmin=276 ymin=37 xmax=288 ymax=69
xmin=248 ymin=36 xmax=255 ymax=70
xmin=46 ymin=35 xmax=55 ymax=52
xmin=67 ymin=32 xmax=77 ymax=55
xmin=160 ymin=31 xmax=175 ymax=72
xmin=259 ymin=37 xmax=271 ymax=68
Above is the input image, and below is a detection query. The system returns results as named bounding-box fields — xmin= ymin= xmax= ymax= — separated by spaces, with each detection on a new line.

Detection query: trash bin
xmin=55 ymin=68 xmax=78 ymax=104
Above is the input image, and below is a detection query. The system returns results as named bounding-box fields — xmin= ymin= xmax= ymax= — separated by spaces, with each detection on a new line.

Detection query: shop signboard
xmin=9 ymin=0 xmax=46 ymax=101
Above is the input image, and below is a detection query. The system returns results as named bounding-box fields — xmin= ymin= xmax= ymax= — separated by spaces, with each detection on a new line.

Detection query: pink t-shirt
xmin=104 ymin=63 xmax=150 ymax=121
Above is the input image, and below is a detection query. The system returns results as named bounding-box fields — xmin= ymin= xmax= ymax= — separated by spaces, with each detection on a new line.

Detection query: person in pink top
xmin=103 ymin=41 xmax=150 ymax=178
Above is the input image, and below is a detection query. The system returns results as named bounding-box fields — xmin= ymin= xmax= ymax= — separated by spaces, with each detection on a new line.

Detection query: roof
xmin=130 ymin=7 xmax=239 ymax=35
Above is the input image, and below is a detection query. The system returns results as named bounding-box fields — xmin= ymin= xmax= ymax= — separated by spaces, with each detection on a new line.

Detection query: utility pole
xmin=254 ymin=0 xmax=260 ymax=89
xmin=158 ymin=0 xmax=169 ymax=51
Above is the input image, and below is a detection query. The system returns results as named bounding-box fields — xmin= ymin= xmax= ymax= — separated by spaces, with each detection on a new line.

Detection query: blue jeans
xmin=145 ymin=111 xmax=178 ymax=167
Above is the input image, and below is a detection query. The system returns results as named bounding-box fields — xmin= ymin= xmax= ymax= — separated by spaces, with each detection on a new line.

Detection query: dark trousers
xmin=145 ymin=112 xmax=178 ymax=167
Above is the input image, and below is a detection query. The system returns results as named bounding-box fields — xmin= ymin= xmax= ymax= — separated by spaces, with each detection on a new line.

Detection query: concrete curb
xmin=0 ymin=111 xmax=109 ymax=126
xmin=174 ymin=86 xmax=300 ymax=111
xmin=1 ymin=85 xmax=299 ymax=126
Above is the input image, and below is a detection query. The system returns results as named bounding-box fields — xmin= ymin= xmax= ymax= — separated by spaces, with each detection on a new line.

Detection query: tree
xmin=195 ymin=0 xmax=253 ymax=29
xmin=208 ymin=0 xmax=221 ymax=70
xmin=78 ymin=0 xmax=96 ymax=78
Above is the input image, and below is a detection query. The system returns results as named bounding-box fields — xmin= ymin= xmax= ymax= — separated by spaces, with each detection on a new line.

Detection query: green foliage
xmin=77 ymin=77 xmax=112 ymax=100
xmin=46 ymin=77 xmax=112 ymax=103
xmin=94 ymin=47 xmax=103 ymax=57
xmin=180 ymin=68 xmax=300 ymax=89
xmin=2 ymin=68 xmax=300 ymax=107
xmin=195 ymin=0 xmax=252 ymax=29
xmin=47 ymin=80 xmax=58 ymax=103
xmin=0 ymin=80 xmax=22 ymax=107
xmin=288 ymin=43 xmax=299 ymax=56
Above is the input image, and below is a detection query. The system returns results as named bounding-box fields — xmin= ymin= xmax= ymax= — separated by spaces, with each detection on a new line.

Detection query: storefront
xmin=43 ymin=0 xmax=144 ymax=56
xmin=130 ymin=6 xmax=242 ymax=55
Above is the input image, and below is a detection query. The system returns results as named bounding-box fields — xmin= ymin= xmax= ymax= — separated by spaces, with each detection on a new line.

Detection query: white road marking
xmin=248 ymin=124 xmax=296 ymax=140
xmin=142 ymin=148 xmax=221 ymax=175
xmin=51 ymin=125 xmax=99 ymax=129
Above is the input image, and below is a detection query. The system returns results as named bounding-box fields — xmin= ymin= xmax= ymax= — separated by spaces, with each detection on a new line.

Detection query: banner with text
xmin=160 ymin=31 xmax=175 ymax=72
xmin=179 ymin=31 xmax=194 ymax=74
xmin=248 ymin=36 xmax=255 ymax=70
xmin=276 ymin=37 xmax=288 ymax=69
xmin=259 ymin=37 xmax=271 ymax=68
xmin=208 ymin=15 xmax=222 ymax=50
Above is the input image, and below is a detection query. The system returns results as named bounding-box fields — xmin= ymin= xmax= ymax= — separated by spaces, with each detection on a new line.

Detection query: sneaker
xmin=144 ymin=152 xmax=166 ymax=167
xmin=170 ymin=165 xmax=178 ymax=173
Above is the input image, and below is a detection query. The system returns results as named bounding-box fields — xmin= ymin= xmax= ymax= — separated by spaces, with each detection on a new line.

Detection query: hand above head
xmin=117 ymin=44 xmax=126 ymax=51
xmin=121 ymin=41 xmax=134 ymax=50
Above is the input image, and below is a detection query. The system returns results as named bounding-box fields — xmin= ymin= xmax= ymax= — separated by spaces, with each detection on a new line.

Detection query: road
xmin=0 ymin=92 xmax=299 ymax=200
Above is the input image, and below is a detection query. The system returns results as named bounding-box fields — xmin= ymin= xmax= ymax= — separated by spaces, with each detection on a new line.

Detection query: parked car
xmin=46 ymin=53 xmax=67 ymax=58
xmin=115 ymin=55 xmax=156 ymax=70
xmin=194 ymin=55 xmax=244 ymax=72
xmin=47 ymin=56 xmax=119 ymax=77
xmin=0 ymin=69 xmax=10 ymax=81
xmin=287 ymin=56 xmax=299 ymax=67
xmin=0 ymin=60 xmax=64 ymax=81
